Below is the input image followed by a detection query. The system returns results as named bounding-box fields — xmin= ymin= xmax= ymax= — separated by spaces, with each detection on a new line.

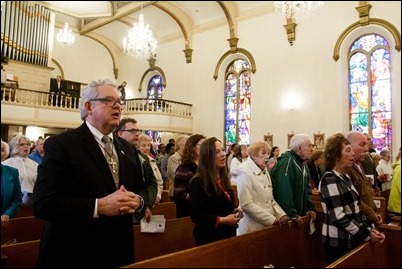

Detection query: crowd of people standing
xmin=1 ymin=77 xmax=400 ymax=267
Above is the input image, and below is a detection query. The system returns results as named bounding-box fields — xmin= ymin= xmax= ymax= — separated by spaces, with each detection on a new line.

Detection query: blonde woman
xmin=237 ymin=141 xmax=290 ymax=235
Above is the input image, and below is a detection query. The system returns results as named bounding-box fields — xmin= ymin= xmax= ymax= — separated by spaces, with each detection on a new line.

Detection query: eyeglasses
xmin=89 ymin=97 xmax=125 ymax=108
xmin=18 ymin=143 xmax=30 ymax=147
xmin=120 ymin=128 xmax=142 ymax=135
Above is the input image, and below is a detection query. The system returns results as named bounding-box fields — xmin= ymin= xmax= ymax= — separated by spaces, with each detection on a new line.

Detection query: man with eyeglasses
xmin=33 ymin=79 xmax=149 ymax=268
xmin=115 ymin=117 xmax=158 ymax=224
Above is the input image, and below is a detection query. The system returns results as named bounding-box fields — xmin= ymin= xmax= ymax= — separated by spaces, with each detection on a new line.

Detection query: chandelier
xmin=273 ymin=1 xmax=324 ymax=20
xmin=57 ymin=23 xmax=75 ymax=45
xmin=122 ymin=12 xmax=157 ymax=60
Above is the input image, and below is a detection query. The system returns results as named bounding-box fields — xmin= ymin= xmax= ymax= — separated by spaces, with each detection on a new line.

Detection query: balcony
xmin=1 ymin=87 xmax=193 ymax=134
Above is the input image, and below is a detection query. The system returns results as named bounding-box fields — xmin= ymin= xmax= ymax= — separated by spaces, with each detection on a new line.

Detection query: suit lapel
xmin=79 ymin=123 xmax=117 ymax=190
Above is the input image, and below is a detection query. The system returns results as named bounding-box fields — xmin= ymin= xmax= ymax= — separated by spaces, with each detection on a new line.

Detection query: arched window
xmin=224 ymin=59 xmax=251 ymax=149
xmin=145 ymin=75 xmax=164 ymax=143
xmin=349 ymin=34 xmax=392 ymax=152
xmin=147 ymin=75 xmax=164 ymax=99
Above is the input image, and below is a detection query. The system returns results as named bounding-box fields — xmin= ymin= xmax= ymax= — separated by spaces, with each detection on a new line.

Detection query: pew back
xmin=1 ymin=216 xmax=45 ymax=245
xmin=14 ymin=205 xmax=34 ymax=218
xmin=0 ymin=240 xmax=40 ymax=268
xmin=231 ymin=185 xmax=239 ymax=207
xmin=328 ymin=225 xmax=401 ymax=268
xmin=126 ymin=215 xmax=327 ymax=268
xmin=134 ymin=216 xmax=195 ymax=262
xmin=150 ymin=202 xmax=176 ymax=220
xmin=160 ymin=190 xmax=170 ymax=203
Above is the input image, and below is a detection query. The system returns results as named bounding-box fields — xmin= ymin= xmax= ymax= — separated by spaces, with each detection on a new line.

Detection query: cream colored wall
xmin=47 ymin=1 xmax=401 ymax=156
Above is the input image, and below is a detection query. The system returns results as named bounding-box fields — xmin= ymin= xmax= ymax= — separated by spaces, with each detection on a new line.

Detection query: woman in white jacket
xmin=237 ymin=141 xmax=290 ymax=235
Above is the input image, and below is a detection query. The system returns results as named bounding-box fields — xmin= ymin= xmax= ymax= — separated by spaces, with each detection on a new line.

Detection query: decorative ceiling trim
xmin=79 ymin=1 xmax=157 ymax=35
xmin=217 ymin=1 xmax=238 ymax=39
xmin=153 ymin=2 xmax=193 ymax=63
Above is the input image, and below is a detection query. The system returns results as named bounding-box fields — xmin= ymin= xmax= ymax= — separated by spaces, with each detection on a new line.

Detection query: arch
xmin=213 ymin=48 xmax=256 ymax=80
xmin=153 ymin=2 xmax=192 ymax=63
xmin=333 ymin=18 xmax=401 ymax=61
xmin=217 ymin=1 xmax=238 ymax=39
xmin=51 ymin=58 xmax=64 ymax=78
xmin=82 ymin=34 xmax=119 ymax=79
xmin=138 ymin=67 xmax=167 ymax=93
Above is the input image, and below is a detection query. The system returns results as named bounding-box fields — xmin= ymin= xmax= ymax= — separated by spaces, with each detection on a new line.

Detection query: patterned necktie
xmin=102 ymin=135 xmax=113 ymax=156
xmin=102 ymin=135 xmax=119 ymax=188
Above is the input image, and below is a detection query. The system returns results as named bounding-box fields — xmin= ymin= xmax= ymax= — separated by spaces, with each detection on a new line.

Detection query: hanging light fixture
xmin=122 ymin=8 xmax=157 ymax=60
xmin=57 ymin=22 xmax=75 ymax=45
xmin=273 ymin=1 xmax=324 ymax=21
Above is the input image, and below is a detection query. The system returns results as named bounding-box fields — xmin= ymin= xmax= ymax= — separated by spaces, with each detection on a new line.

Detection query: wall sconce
xmin=282 ymin=91 xmax=302 ymax=111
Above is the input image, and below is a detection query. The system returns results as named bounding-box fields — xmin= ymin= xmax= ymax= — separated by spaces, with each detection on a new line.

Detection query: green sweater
xmin=270 ymin=150 xmax=315 ymax=218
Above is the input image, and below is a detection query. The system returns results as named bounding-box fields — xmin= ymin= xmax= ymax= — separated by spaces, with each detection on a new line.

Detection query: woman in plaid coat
xmin=318 ymin=133 xmax=385 ymax=263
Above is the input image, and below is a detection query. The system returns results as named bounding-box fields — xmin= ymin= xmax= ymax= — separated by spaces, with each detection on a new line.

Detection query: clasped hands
xmin=98 ymin=185 xmax=141 ymax=216
xmin=274 ymin=215 xmax=291 ymax=226
xmin=369 ymin=228 xmax=386 ymax=244
xmin=291 ymin=210 xmax=316 ymax=226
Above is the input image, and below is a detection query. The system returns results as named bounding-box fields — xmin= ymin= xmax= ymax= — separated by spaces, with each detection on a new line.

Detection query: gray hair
xmin=175 ymin=134 xmax=189 ymax=151
xmin=9 ymin=135 xmax=31 ymax=157
xmin=289 ymin=134 xmax=311 ymax=151
xmin=1 ymin=139 xmax=10 ymax=159
xmin=79 ymin=79 xmax=118 ymax=120
xmin=345 ymin=131 xmax=363 ymax=145
xmin=138 ymin=134 xmax=152 ymax=143
xmin=379 ymin=149 xmax=390 ymax=157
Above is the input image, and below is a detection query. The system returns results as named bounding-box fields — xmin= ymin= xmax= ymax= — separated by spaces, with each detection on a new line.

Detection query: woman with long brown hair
xmin=189 ymin=137 xmax=240 ymax=245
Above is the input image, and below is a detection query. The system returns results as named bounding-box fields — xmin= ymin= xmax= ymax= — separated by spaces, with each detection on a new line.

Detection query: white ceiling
xmin=36 ymin=1 xmax=278 ymax=60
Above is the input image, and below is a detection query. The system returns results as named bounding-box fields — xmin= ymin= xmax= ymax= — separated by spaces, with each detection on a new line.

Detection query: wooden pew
xmin=0 ymin=240 xmax=40 ymax=268
xmin=3 ymin=214 xmax=400 ymax=268
xmin=125 ymin=212 xmax=401 ymax=268
xmin=230 ymin=185 xmax=239 ymax=207
xmin=0 ymin=216 xmax=195 ymax=267
xmin=134 ymin=216 xmax=195 ymax=262
xmin=125 ymin=215 xmax=327 ymax=268
xmin=378 ymin=188 xmax=391 ymax=210
xmin=328 ymin=224 xmax=401 ymax=268
xmin=312 ymin=192 xmax=323 ymax=212
xmin=14 ymin=205 xmax=34 ymax=218
xmin=150 ymin=201 xmax=176 ymax=220
xmin=389 ymin=215 xmax=401 ymax=226
xmin=373 ymin=196 xmax=386 ymax=222
xmin=160 ymin=190 xmax=170 ymax=203
xmin=1 ymin=216 xmax=45 ymax=245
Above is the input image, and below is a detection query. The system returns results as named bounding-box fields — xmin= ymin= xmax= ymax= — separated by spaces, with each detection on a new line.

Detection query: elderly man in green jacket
xmin=270 ymin=134 xmax=316 ymax=225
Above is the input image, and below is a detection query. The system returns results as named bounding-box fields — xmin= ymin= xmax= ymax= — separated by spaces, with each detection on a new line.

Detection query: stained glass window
xmin=349 ymin=34 xmax=392 ymax=151
xmin=224 ymin=59 xmax=251 ymax=150
xmin=147 ymin=75 xmax=163 ymax=99
xmin=145 ymin=75 xmax=164 ymax=142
